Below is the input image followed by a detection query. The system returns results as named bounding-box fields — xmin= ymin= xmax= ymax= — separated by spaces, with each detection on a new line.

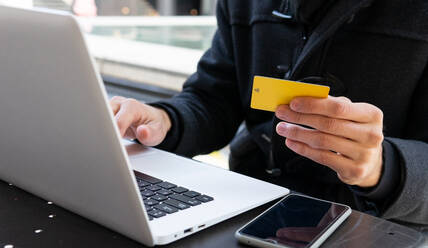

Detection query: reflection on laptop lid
xmin=0 ymin=6 xmax=289 ymax=246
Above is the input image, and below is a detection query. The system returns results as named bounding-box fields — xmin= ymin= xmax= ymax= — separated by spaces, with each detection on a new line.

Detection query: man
xmin=109 ymin=0 xmax=428 ymax=226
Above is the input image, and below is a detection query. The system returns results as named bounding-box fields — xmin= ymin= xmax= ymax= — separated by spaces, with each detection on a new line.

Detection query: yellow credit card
xmin=251 ymin=76 xmax=330 ymax=112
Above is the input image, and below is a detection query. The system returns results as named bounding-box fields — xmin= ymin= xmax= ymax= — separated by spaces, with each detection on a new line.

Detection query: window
xmin=0 ymin=0 xmax=217 ymax=92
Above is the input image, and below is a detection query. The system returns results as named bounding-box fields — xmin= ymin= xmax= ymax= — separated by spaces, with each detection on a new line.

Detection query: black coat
xmin=154 ymin=0 xmax=428 ymax=225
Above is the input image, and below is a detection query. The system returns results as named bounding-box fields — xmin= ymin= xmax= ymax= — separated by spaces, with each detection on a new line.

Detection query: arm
xmin=151 ymin=0 xmax=244 ymax=157
xmin=109 ymin=0 xmax=243 ymax=158
xmin=274 ymin=66 xmax=428 ymax=225
xmin=377 ymin=65 xmax=428 ymax=225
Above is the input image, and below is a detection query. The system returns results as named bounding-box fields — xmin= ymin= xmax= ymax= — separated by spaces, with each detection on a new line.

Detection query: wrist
xmin=350 ymin=139 xmax=402 ymax=205
xmin=159 ymin=108 xmax=172 ymax=133
xmin=147 ymin=101 xmax=181 ymax=152
xmin=357 ymin=146 xmax=383 ymax=188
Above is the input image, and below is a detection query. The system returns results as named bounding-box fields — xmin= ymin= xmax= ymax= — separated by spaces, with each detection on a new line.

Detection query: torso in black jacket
xmin=154 ymin=0 xmax=428 ymax=225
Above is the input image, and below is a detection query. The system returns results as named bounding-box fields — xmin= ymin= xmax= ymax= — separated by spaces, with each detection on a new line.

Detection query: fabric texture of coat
xmin=152 ymin=0 xmax=428 ymax=226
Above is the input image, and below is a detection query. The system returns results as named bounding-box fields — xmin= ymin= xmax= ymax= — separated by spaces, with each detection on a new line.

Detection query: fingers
xmin=276 ymin=122 xmax=360 ymax=160
xmin=109 ymin=96 xmax=170 ymax=147
xmin=275 ymin=96 xmax=385 ymax=187
xmin=109 ymin=96 xmax=126 ymax=115
xmin=136 ymin=124 xmax=164 ymax=147
xmin=276 ymin=105 xmax=383 ymax=145
xmin=113 ymin=98 xmax=143 ymax=138
xmin=115 ymin=105 xmax=138 ymax=138
xmin=124 ymin=126 xmax=137 ymax=140
xmin=286 ymin=138 xmax=382 ymax=186
xmin=285 ymin=138 xmax=353 ymax=179
xmin=290 ymin=96 xmax=383 ymax=123
xmin=277 ymin=121 xmax=383 ymax=185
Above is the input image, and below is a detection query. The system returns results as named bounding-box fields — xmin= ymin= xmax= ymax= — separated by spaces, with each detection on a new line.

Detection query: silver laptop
xmin=0 ymin=6 xmax=289 ymax=246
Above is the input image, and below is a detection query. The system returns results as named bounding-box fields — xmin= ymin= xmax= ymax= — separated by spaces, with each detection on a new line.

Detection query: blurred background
xmin=0 ymin=0 xmax=228 ymax=168
xmin=0 ymin=0 xmax=217 ymax=15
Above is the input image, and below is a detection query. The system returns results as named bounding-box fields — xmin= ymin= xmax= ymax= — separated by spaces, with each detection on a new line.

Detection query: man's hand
xmin=275 ymin=96 xmax=384 ymax=187
xmin=109 ymin=96 xmax=171 ymax=146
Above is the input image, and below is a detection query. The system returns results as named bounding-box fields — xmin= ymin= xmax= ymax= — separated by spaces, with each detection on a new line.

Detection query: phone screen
xmin=239 ymin=195 xmax=349 ymax=248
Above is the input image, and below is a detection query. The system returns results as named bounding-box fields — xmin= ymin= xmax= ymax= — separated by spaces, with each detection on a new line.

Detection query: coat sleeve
xmin=378 ymin=65 xmax=428 ymax=225
xmin=151 ymin=0 xmax=244 ymax=158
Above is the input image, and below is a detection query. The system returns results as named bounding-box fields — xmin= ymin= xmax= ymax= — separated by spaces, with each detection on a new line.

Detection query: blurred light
xmin=190 ymin=9 xmax=198 ymax=16
xmin=121 ymin=6 xmax=130 ymax=15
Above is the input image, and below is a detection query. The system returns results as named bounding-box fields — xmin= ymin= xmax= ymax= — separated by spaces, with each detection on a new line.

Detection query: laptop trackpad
xmin=123 ymin=140 xmax=157 ymax=158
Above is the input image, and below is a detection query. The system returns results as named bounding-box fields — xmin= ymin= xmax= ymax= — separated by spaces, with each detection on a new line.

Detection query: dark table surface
xmin=0 ymin=180 xmax=426 ymax=248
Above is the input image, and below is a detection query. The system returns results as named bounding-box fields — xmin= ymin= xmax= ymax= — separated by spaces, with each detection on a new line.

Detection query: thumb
xmin=135 ymin=124 xmax=165 ymax=147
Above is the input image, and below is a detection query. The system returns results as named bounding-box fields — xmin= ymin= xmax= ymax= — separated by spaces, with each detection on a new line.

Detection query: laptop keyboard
xmin=134 ymin=171 xmax=214 ymax=221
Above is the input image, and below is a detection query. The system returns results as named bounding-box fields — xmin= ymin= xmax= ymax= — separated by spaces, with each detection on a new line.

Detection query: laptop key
xmin=134 ymin=172 xmax=162 ymax=184
xmin=170 ymin=194 xmax=201 ymax=206
xmin=144 ymin=198 xmax=159 ymax=206
xmin=183 ymin=191 xmax=201 ymax=198
xmin=145 ymin=207 xmax=153 ymax=212
xmin=140 ymin=190 xmax=155 ymax=197
xmin=137 ymin=181 xmax=150 ymax=188
xmin=195 ymin=195 xmax=214 ymax=203
xmin=157 ymin=189 xmax=173 ymax=196
xmin=151 ymin=194 xmax=167 ymax=202
xmin=158 ymin=182 xmax=177 ymax=189
xmin=146 ymin=185 xmax=162 ymax=192
xmin=172 ymin=187 xmax=188 ymax=194
xmin=154 ymin=204 xmax=178 ymax=214
xmin=148 ymin=209 xmax=166 ymax=218
xmin=164 ymin=199 xmax=190 ymax=210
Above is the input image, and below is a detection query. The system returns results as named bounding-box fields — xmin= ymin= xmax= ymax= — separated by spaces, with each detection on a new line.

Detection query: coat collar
xmin=290 ymin=0 xmax=375 ymax=79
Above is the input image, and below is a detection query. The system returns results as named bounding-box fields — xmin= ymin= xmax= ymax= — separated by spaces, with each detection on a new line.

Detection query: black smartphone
xmin=235 ymin=194 xmax=351 ymax=248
